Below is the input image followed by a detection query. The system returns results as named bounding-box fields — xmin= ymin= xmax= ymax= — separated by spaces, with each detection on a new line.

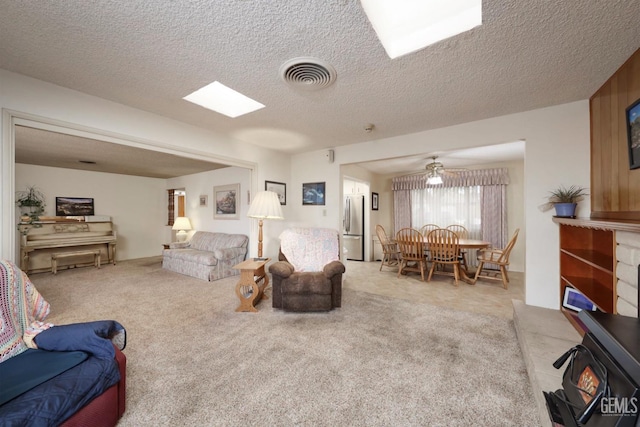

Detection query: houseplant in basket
xmin=548 ymin=185 xmax=588 ymax=218
xmin=16 ymin=185 xmax=46 ymax=223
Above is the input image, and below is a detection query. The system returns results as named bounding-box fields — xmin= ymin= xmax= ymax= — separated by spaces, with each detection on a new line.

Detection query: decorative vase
xmin=554 ymin=203 xmax=577 ymax=218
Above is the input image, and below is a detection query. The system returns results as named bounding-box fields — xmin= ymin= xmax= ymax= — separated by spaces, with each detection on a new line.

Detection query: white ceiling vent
xmin=279 ymin=57 xmax=337 ymax=90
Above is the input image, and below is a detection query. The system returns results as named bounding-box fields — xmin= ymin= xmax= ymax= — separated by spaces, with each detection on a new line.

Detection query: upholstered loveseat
xmin=162 ymin=231 xmax=249 ymax=281
xmin=0 ymin=259 xmax=126 ymax=426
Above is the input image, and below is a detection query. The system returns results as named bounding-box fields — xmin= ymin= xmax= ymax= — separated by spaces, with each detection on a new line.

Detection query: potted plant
xmin=548 ymin=185 xmax=588 ymax=218
xmin=16 ymin=185 xmax=46 ymax=223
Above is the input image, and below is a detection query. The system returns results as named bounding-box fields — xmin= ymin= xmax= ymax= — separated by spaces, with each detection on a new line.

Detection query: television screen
xmin=55 ymin=197 xmax=95 ymax=216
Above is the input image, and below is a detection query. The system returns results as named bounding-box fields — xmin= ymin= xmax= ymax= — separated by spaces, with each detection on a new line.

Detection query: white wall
xmin=288 ymin=151 xmax=342 ymax=230
xmin=165 ymin=166 xmax=253 ymax=246
xmin=15 ymin=164 xmax=166 ymax=260
xmin=291 ymin=101 xmax=590 ymax=309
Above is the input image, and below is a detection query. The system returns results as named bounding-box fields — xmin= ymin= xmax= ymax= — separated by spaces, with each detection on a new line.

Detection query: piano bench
xmin=51 ymin=250 xmax=101 ymax=274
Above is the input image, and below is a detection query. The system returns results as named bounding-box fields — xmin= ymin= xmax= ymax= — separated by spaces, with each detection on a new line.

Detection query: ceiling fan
xmin=424 ymin=156 xmax=466 ymax=184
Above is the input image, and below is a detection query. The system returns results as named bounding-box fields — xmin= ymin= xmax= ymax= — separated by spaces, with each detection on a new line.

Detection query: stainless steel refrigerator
xmin=343 ymin=195 xmax=364 ymax=261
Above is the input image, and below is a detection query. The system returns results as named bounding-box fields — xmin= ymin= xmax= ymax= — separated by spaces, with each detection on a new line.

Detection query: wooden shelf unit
xmin=553 ymin=217 xmax=640 ymax=334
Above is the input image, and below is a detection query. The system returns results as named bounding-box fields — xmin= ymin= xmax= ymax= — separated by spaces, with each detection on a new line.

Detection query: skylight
xmin=360 ymin=0 xmax=482 ymax=59
xmin=183 ymin=81 xmax=265 ymax=118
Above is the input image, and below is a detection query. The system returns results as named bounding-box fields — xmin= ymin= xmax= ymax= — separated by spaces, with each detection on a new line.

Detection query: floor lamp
xmin=247 ymin=191 xmax=284 ymax=259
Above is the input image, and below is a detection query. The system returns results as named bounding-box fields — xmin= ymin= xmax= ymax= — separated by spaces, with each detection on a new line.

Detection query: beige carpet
xmin=29 ymin=258 xmax=539 ymax=426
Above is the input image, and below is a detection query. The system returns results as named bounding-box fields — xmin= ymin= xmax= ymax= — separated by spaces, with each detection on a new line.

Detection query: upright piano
xmin=19 ymin=220 xmax=117 ymax=274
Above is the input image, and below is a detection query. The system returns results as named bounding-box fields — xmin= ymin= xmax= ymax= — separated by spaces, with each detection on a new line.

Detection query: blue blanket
xmin=0 ymin=320 xmax=124 ymax=427
xmin=34 ymin=320 xmax=126 ymax=359
xmin=0 ymin=349 xmax=88 ymax=406
xmin=0 ymin=353 xmax=120 ymax=427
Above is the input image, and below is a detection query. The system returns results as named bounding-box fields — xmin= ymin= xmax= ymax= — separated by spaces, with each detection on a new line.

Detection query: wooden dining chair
xmin=446 ymin=224 xmax=469 ymax=273
xmin=395 ymin=228 xmax=428 ymax=281
xmin=473 ymin=229 xmax=520 ymax=289
xmin=375 ymin=225 xmax=400 ymax=271
xmin=426 ymin=228 xmax=461 ymax=286
xmin=419 ymin=224 xmax=440 ymax=237
xmin=419 ymin=224 xmax=440 ymax=261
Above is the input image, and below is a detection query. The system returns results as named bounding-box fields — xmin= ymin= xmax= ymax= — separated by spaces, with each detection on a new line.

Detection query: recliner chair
xmin=269 ymin=228 xmax=345 ymax=312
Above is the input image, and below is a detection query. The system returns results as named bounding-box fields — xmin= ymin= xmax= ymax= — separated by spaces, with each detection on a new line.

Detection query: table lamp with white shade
xmin=172 ymin=216 xmax=192 ymax=242
xmin=247 ymin=191 xmax=284 ymax=259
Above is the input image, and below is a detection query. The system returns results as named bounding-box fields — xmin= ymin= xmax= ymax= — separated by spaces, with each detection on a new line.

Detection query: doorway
xmin=342 ymin=176 xmax=370 ymax=261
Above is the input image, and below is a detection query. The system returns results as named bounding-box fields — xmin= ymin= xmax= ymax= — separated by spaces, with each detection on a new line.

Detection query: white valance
xmin=392 ymin=168 xmax=509 ymax=190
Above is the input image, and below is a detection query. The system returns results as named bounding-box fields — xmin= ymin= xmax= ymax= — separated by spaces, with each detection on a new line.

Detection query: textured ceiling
xmin=1 ymin=1 xmax=639 ymax=174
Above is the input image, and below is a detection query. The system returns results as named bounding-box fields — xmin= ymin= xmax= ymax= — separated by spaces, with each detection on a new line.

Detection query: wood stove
xmin=544 ymin=310 xmax=640 ymax=426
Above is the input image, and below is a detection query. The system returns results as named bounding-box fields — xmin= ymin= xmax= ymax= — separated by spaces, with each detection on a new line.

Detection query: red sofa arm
xmin=115 ymin=346 xmax=126 ymax=417
xmin=61 ymin=346 xmax=126 ymax=427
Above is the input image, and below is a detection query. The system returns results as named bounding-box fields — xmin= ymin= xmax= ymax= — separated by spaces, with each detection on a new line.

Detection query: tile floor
xmin=344 ymin=260 xmax=582 ymax=426
xmin=344 ymin=259 xmax=526 ymax=319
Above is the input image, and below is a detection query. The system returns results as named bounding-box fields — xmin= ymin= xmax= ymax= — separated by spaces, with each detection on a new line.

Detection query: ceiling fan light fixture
xmin=427 ymin=174 xmax=443 ymax=185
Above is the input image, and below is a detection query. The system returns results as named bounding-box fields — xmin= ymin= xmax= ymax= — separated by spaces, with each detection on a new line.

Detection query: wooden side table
xmin=233 ymin=258 xmax=270 ymax=312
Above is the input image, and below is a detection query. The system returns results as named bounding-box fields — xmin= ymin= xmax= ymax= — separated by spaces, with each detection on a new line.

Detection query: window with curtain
xmin=167 ymin=189 xmax=175 ymax=226
xmin=411 ymin=186 xmax=481 ymax=239
xmin=393 ymin=168 xmax=509 ymax=251
xmin=167 ymin=189 xmax=186 ymax=226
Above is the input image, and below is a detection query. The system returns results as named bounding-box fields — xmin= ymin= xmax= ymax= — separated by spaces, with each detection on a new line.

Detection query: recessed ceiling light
xmin=183 ymin=81 xmax=265 ymax=118
xmin=360 ymin=0 xmax=482 ymax=59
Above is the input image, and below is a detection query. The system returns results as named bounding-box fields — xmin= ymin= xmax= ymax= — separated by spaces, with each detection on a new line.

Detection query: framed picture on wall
xmin=302 ymin=182 xmax=325 ymax=205
xmin=372 ymin=192 xmax=379 ymax=211
xmin=199 ymin=195 xmax=208 ymax=207
xmin=214 ymin=184 xmax=240 ymax=219
xmin=626 ymin=97 xmax=640 ymax=170
xmin=265 ymin=180 xmax=286 ymax=205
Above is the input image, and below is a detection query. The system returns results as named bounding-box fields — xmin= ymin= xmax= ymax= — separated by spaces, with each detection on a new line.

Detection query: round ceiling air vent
xmin=279 ymin=57 xmax=337 ymax=90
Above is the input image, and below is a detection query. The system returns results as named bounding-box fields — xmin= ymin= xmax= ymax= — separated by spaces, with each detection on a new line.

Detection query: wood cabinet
xmin=554 ymin=217 xmax=640 ymax=334
xmin=558 ymin=223 xmax=615 ymax=333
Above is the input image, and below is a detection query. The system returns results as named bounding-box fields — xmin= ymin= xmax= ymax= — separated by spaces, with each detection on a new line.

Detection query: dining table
xmin=424 ymin=238 xmax=491 ymax=284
